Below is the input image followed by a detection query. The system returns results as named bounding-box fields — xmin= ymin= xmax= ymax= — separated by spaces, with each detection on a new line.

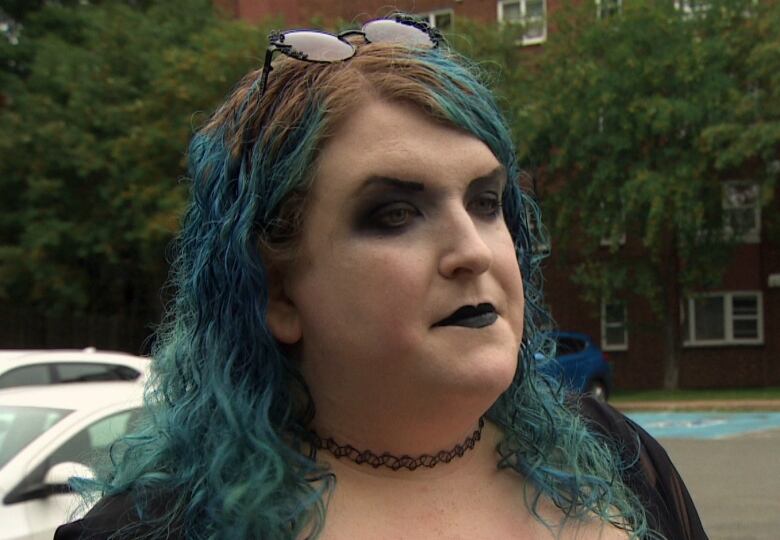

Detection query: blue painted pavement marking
xmin=624 ymin=411 xmax=780 ymax=439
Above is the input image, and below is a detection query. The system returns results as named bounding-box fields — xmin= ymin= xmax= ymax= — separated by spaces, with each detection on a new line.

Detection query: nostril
xmin=439 ymin=251 xmax=492 ymax=278
xmin=436 ymin=210 xmax=495 ymax=278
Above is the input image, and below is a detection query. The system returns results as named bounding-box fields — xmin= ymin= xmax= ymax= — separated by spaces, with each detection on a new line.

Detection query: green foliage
xmin=2 ymin=0 xmax=777 ymax=338
xmin=0 ymin=0 xmax=273 ymax=315
xmin=515 ymin=0 xmax=778 ymax=309
xmin=447 ymin=18 xmax=535 ymax=134
xmin=705 ymin=3 xmax=780 ymax=246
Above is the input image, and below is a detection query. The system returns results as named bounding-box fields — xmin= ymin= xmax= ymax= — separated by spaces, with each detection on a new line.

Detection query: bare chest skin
xmin=321 ymin=484 xmax=628 ymax=540
xmin=308 ymin=424 xmax=630 ymax=540
xmin=315 ymin=478 xmax=630 ymax=540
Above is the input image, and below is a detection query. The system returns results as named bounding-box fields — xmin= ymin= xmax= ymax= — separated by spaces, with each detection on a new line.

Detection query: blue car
xmin=537 ymin=331 xmax=613 ymax=401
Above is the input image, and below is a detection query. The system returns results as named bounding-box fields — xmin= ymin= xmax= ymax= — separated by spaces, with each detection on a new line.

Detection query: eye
xmin=374 ymin=203 xmax=419 ymax=229
xmin=470 ymin=192 xmax=502 ymax=217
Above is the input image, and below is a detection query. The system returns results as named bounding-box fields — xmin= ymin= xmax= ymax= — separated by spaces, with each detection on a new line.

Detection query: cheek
xmin=495 ymin=239 xmax=525 ymax=336
xmin=346 ymin=253 xmax=428 ymax=331
xmin=293 ymin=248 xmax=428 ymax=340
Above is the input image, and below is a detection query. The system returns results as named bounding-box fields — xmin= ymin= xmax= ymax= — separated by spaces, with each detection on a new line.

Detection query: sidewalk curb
xmin=613 ymin=399 xmax=780 ymax=412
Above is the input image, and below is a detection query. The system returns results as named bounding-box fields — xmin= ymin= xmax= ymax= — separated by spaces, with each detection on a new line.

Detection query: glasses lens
xmin=280 ymin=31 xmax=355 ymax=62
xmin=363 ymin=20 xmax=436 ymax=48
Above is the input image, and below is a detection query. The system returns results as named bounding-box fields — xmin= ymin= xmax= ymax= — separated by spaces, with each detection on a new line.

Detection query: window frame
xmin=601 ymin=299 xmax=628 ymax=351
xmin=526 ymin=208 xmax=551 ymax=256
xmin=497 ymin=0 xmax=547 ymax=46
xmin=598 ymin=197 xmax=627 ymax=248
xmin=683 ymin=291 xmax=764 ymax=347
xmin=418 ymin=8 xmax=455 ymax=31
xmin=676 ymin=0 xmax=759 ymax=19
xmin=599 ymin=230 xmax=627 ymax=248
xmin=596 ymin=0 xmax=623 ymax=19
xmin=674 ymin=1 xmax=712 ymax=16
xmin=722 ymin=181 xmax=761 ymax=244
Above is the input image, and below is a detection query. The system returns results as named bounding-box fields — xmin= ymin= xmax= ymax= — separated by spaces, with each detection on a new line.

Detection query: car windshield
xmin=0 ymin=405 xmax=72 ymax=469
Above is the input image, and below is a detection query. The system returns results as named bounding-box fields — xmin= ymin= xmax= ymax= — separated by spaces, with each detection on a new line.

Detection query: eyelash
xmin=373 ymin=203 xmax=419 ymax=229
xmin=470 ymin=192 xmax=502 ymax=217
xmin=370 ymin=192 xmax=503 ymax=230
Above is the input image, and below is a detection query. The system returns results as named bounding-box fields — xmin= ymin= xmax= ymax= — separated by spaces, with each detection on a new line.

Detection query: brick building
xmin=215 ymin=0 xmax=560 ymax=42
xmin=217 ymin=0 xmax=779 ymax=390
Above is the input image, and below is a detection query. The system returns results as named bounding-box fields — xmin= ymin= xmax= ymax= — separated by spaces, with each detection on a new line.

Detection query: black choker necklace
xmin=308 ymin=417 xmax=486 ymax=471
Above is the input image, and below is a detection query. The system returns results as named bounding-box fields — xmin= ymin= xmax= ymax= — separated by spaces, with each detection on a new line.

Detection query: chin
xmin=446 ymin=351 xmax=519 ymax=403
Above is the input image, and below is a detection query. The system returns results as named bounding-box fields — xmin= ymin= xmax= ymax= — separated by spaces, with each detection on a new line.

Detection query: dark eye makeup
xmin=355 ymin=191 xmax=503 ymax=235
xmin=372 ymin=202 xmax=421 ymax=230
xmin=351 ymin=166 xmax=507 ymax=235
xmin=469 ymin=192 xmax=503 ymax=218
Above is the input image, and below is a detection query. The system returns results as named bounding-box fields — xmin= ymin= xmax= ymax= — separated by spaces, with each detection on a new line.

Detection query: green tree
xmin=0 ymin=0 xmax=273 ymax=321
xmin=701 ymin=0 xmax=780 ymax=240
xmin=520 ymin=0 xmax=778 ymax=389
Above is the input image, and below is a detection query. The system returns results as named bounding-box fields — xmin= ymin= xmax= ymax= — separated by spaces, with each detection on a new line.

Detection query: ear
xmin=265 ymin=263 xmax=303 ymax=345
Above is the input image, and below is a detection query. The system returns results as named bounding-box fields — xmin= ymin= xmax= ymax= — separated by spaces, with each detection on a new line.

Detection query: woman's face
xmin=267 ymin=99 xmax=524 ymax=423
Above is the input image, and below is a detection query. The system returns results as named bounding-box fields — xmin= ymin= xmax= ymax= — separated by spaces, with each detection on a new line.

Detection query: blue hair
xmin=80 ymin=41 xmax=659 ymax=539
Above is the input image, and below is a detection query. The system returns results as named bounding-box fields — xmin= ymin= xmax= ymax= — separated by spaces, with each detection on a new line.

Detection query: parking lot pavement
xmin=659 ymin=429 xmax=780 ymax=540
xmin=615 ymin=399 xmax=780 ymax=412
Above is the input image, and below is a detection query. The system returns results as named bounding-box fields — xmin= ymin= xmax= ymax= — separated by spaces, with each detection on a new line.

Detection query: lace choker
xmin=308 ymin=417 xmax=486 ymax=471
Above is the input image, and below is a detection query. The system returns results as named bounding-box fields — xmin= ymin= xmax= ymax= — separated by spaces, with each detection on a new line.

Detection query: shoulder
xmin=575 ymin=396 xmax=709 ymax=540
xmin=55 ymin=490 xmax=183 ymax=540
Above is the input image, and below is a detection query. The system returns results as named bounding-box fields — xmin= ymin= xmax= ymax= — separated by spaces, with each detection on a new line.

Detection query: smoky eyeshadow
xmin=465 ymin=172 xmax=507 ymax=199
xmin=349 ymin=168 xmax=507 ymax=233
xmin=351 ymin=190 xmax=429 ymax=234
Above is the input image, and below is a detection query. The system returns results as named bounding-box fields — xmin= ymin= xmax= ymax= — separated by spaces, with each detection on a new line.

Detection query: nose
xmin=438 ymin=210 xmax=493 ymax=278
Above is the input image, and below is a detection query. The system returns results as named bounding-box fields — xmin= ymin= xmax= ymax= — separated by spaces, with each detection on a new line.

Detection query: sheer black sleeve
xmin=53 ymin=490 xmax=182 ymax=540
xmin=578 ymin=396 xmax=708 ymax=540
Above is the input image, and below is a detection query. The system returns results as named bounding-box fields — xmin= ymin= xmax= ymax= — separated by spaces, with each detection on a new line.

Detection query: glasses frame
xmin=259 ymin=14 xmax=444 ymax=97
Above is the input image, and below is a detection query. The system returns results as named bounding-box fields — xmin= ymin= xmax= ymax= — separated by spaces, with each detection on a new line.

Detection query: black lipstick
xmin=434 ymin=303 xmax=497 ymax=329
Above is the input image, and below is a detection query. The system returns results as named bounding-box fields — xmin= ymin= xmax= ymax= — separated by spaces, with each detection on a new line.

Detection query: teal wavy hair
xmin=82 ymin=39 xmax=660 ymax=539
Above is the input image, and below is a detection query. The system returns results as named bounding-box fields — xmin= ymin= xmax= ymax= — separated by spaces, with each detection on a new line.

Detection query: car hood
xmin=0 ymin=499 xmax=29 ymax=540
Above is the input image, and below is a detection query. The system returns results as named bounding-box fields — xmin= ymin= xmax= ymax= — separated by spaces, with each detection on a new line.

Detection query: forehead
xmin=314 ymin=99 xmax=500 ymax=192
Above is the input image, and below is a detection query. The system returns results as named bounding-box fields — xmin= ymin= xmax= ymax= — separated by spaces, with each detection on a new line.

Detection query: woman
xmin=57 ymin=15 xmax=706 ymax=540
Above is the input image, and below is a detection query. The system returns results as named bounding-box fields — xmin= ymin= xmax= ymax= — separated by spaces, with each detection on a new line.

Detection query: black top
xmin=54 ymin=398 xmax=708 ymax=539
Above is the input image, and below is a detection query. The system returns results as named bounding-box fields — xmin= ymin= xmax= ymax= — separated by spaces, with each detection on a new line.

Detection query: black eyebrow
xmin=352 ymin=165 xmax=507 ymax=198
xmin=475 ymin=165 xmax=507 ymax=186
xmin=352 ymin=176 xmax=426 ymax=198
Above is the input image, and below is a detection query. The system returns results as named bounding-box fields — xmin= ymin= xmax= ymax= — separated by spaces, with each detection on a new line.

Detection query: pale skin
xmin=267 ymin=98 xmax=630 ymax=539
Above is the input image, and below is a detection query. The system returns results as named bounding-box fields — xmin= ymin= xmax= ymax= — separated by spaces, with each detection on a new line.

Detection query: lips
xmin=433 ymin=303 xmax=498 ymax=329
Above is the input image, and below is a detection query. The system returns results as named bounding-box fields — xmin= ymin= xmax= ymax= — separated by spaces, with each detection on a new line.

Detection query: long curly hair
xmin=83 ymin=38 xmax=658 ymax=539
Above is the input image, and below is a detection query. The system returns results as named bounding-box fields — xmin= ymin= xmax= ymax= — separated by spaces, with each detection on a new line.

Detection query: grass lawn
xmin=611 ymin=387 xmax=780 ymax=402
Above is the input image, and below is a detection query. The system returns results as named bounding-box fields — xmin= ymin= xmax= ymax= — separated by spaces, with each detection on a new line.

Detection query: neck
xmin=308 ymin=387 xmax=500 ymax=453
xmin=309 ymin=417 xmax=486 ymax=472
xmin=308 ymin=413 xmax=504 ymax=482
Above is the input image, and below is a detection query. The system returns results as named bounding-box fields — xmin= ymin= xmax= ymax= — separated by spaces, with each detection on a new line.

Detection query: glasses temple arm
xmin=258 ymin=47 xmax=276 ymax=97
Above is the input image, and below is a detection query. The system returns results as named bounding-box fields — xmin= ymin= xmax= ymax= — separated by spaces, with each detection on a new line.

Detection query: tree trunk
xmin=662 ymin=304 xmax=680 ymax=390
xmin=662 ymin=236 xmax=682 ymax=390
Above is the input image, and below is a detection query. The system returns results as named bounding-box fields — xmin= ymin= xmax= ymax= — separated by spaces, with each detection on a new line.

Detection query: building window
xmin=601 ymin=300 xmax=628 ymax=351
xmin=600 ymin=229 xmax=626 ymax=248
xmin=596 ymin=0 xmax=622 ymax=18
xmin=526 ymin=208 xmax=550 ymax=256
xmin=498 ymin=0 xmax=547 ymax=45
xmin=599 ymin=199 xmax=626 ymax=248
xmin=599 ymin=215 xmax=626 ymax=247
xmin=674 ymin=1 xmax=711 ymax=16
xmin=419 ymin=9 xmax=454 ymax=31
xmin=683 ymin=291 xmax=763 ymax=346
xmin=723 ymin=181 xmax=760 ymax=243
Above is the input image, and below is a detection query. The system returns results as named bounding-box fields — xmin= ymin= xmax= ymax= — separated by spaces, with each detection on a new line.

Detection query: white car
xmin=0 ymin=349 xmax=150 ymax=390
xmin=0 ymin=382 xmax=145 ymax=540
